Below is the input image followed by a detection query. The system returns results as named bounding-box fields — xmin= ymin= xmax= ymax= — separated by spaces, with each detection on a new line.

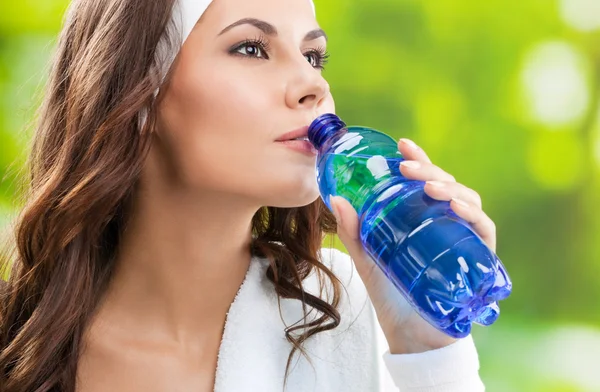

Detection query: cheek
xmin=170 ymin=63 xmax=272 ymax=137
xmin=156 ymin=59 xmax=322 ymax=206
xmin=159 ymin=66 xmax=272 ymax=184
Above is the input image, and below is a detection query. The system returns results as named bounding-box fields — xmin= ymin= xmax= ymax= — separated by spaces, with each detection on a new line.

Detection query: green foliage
xmin=318 ymin=0 xmax=600 ymax=327
xmin=2 ymin=1 xmax=599 ymax=390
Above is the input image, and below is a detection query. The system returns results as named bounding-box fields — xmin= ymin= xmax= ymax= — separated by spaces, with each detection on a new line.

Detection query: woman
xmin=0 ymin=0 xmax=497 ymax=390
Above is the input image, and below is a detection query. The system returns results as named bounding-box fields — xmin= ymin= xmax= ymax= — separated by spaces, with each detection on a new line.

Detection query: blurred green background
xmin=1 ymin=0 xmax=600 ymax=390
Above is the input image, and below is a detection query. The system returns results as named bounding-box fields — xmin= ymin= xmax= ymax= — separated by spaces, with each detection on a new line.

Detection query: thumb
xmin=330 ymin=196 xmax=360 ymax=242
xmin=331 ymin=196 xmax=416 ymax=329
xmin=330 ymin=196 xmax=377 ymax=280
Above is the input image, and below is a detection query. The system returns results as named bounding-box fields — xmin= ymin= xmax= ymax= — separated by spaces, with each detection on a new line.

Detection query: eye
xmin=304 ymin=48 xmax=330 ymax=70
xmin=236 ymin=43 xmax=265 ymax=58
xmin=230 ymin=38 xmax=270 ymax=59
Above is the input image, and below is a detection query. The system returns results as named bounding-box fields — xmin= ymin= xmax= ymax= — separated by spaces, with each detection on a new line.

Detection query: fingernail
xmin=401 ymin=138 xmax=420 ymax=150
xmin=452 ymin=198 xmax=469 ymax=208
xmin=400 ymin=161 xmax=421 ymax=169
xmin=427 ymin=181 xmax=445 ymax=188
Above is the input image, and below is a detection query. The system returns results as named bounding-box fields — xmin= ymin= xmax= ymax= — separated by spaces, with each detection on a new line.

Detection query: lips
xmin=277 ymin=139 xmax=318 ymax=155
xmin=276 ymin=125 xmax=310 ymax=142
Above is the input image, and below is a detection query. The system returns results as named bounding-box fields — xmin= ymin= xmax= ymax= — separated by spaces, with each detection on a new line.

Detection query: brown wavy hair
xmin=0 ymin=0 xmax=342 ymax=390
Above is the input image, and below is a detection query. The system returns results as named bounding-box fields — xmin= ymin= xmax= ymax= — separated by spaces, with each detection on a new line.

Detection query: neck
xmin=98 ymin=178 xmax=258 ymax=347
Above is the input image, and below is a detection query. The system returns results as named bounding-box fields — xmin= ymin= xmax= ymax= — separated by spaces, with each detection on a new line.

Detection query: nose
xmin=284 ymin=60 xmax=330 ymax=110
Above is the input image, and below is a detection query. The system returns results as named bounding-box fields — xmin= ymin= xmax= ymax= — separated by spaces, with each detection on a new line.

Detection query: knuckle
xmin=487 ymin=218 xmax=497 ymax=233
xmin=472 ymin=191 xmax=483 ymax=206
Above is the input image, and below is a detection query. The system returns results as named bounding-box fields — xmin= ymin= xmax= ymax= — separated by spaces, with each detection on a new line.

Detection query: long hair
xmin=0 ymin=0 xmax=342 ymax=391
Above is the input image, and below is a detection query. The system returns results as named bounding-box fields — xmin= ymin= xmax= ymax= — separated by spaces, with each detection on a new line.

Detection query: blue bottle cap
xmin=308 ymin=113 xmax=347 ymax=149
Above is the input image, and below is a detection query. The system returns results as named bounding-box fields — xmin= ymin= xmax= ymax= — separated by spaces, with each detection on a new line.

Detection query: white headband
xmin=170 ymin=0 xmax=214 ymax=50
xmin=173 ymin=0 xmax=316 ymax=45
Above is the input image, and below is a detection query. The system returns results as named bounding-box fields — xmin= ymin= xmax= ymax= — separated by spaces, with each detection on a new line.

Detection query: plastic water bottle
xmin=307 ymin=113 xmax=512 ymax=338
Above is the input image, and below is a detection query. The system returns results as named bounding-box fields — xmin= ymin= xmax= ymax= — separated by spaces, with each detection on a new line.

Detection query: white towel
xmin=213 ymin=247 xmax=484 ymax=392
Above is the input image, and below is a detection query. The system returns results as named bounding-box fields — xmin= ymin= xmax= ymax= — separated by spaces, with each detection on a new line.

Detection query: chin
xmin=263 ymin=186 xmax=321 ymax=209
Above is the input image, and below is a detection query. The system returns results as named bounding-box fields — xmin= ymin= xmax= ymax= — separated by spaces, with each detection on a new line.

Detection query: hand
xmin=329 ymin=138 xmax=497 ymax=354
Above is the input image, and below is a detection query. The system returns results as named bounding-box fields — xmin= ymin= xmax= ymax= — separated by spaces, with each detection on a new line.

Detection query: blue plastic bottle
xmin=308 ymin=113 xmax=512 ymax=338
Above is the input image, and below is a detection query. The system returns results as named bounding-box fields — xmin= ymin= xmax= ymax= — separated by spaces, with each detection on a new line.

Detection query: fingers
xmin=448 ymin=198 xmax=497 ymax=251
xmin=398 ymin=139 xmax=481 ymax=208
xmin=399 ymin=160 xmax=456 ymax=183
xmin=398 ymin=138 xmax=432 ymax=164
xmin=336 ymin=138 xmax=496 ymax=257
xmin=397 ymin=138 xmax=494 ymax=250
xmin=424 ymin=180 xmax=482 ymax=209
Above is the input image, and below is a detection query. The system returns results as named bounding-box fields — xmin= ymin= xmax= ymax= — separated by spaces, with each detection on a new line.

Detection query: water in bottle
xmin=307 ymin=113 xmax=512 ymax=338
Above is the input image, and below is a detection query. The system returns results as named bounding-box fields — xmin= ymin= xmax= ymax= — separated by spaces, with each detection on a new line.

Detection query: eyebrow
xmin=218 ymin=18 xmax=328 ymax=42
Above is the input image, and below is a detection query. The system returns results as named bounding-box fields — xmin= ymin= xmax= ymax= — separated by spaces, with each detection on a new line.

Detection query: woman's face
xmin=153 ymin=0 xmax=334 ymax=208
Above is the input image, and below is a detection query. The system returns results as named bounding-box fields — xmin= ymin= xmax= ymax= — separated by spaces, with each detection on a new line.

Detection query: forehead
xmin=201 ymin=0 xmax=318 ymax=32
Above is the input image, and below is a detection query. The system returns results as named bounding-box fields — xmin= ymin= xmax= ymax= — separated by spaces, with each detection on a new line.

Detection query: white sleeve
xmin=381 ymin=334 xmax=485 ymax=392
xmin=321 ymin=247 xmax=485 ymax=392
